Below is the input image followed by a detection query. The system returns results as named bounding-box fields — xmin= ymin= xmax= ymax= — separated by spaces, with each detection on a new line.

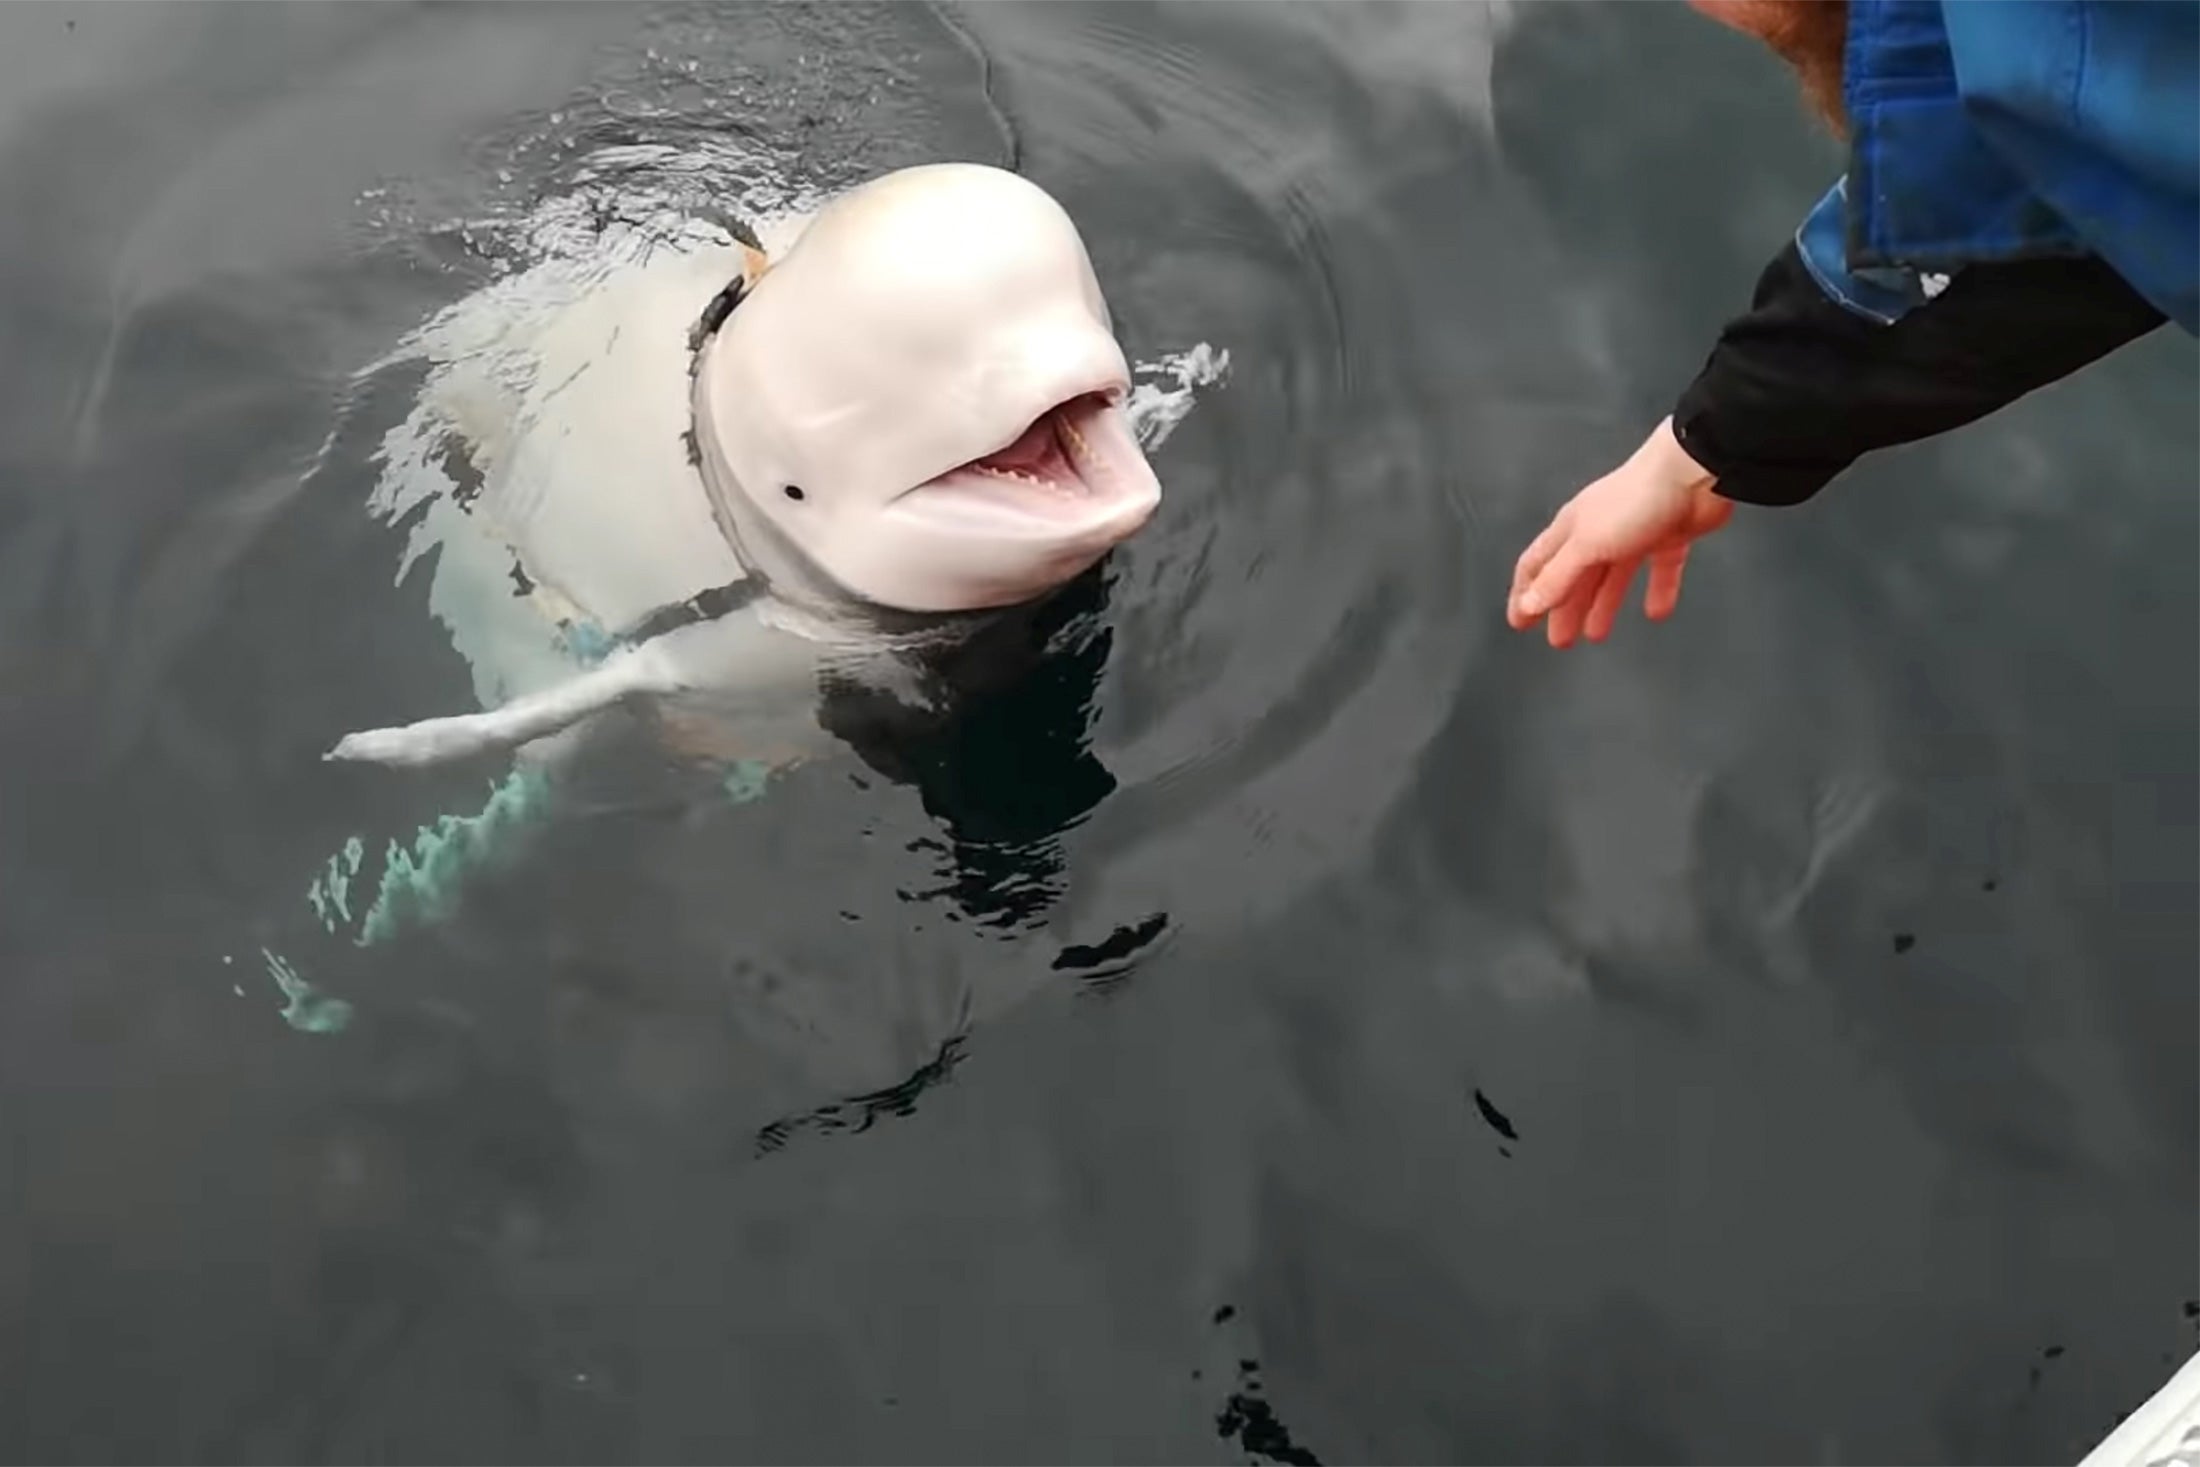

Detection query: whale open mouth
xmin=889 ymin=390 xmax=1161 ymax=538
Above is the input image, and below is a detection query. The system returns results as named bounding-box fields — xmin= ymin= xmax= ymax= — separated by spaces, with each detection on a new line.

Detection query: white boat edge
xmin=2077 ymin=1349 xmax=2200 ymax=1467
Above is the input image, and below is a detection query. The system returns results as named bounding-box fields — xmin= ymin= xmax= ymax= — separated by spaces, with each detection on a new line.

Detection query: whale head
xmin=690 ymin=162 xmax=1163 ymax=617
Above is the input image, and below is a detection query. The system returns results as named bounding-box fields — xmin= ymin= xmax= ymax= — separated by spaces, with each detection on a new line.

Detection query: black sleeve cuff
xmin=1670 ymin=390 xmax=1844 ymax=507
xmin=1671 ymin=237 xmax=2167 ymax=508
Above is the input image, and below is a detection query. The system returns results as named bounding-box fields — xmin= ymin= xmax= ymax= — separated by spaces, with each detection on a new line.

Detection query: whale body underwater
xmin=327 ymin=161 xmax=1190 ymax=781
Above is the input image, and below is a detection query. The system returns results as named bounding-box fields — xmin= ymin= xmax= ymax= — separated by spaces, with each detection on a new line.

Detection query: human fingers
xmin=1643 ymin=543 xmax=1690 ymax=620
xmin=1508 ymin=513 xmax=1573 ymax=627
xmin=1545 ymin=566 xmax=1603 ymax=649
xmin=1583 ymin=556 xmax=1642 ymax=643
xmin=1515 ymin=537 xmax=1600 ymax=629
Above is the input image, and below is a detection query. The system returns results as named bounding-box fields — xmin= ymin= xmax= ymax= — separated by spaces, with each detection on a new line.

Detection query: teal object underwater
xmin=323 ymin=766 xmax=553 ymax=948
xmin=261 ymin=948 xmax=352 ymax=1034
xmin=260 ymin=756 xmax=778 ymax=1034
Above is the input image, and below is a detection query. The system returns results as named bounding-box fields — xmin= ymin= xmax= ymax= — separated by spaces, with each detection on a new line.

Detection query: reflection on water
xmin=0 ymin=2 xmax=2189 ymax=1463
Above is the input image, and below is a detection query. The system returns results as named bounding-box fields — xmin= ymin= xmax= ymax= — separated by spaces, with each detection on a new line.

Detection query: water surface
xmin=0 ymin=3 xmax=2192 ymax=1462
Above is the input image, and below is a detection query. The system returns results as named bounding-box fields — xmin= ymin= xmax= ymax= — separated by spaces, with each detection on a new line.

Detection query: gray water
xmin=0 ymin=3 xmax=2193 ymax=1462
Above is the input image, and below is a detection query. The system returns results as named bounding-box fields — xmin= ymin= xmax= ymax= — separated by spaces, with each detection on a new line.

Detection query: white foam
xmin=1125 ymin=341 xmax=1231 ymax=452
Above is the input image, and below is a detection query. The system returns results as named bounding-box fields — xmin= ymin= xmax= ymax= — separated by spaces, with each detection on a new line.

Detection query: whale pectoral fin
xmin=325 ymin=714 xmax=512 ymax=768
xmin=326 ymin=635 xmax=688 ymax=768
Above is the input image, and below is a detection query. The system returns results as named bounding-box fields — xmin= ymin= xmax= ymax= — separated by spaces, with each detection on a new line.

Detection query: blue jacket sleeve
xmin=1942 ymin=0 xmax=2199 ymax=336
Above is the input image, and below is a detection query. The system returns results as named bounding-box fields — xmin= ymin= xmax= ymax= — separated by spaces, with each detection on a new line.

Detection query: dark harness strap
xmin=687 ymin=273 xmax=748 ymax=359
xmin=615 ymin=575 xmax=766 ymax=645
xmin=658 ymin=217 xmax=986 ymax=647
xmin=594 ymin=228 xmax=764 ymax=650
xmin=687 ymin=212 xmax=762 ymax=359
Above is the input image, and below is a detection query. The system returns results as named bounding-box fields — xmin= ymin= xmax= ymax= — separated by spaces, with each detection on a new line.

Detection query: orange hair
xmin=1693 ymin=0 xmax=1851 ymax=135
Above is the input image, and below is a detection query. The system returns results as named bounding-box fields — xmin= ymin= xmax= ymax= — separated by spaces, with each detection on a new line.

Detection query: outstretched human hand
xmin=1506 ymin=416 xmax=1735 ymax=647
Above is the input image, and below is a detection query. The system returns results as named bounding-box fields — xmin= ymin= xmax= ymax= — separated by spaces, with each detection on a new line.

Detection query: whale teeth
xmin=974 ymin=456 xmax=1076 ymax=493
xmin=963 ymin=400 xmax=1104 ymax=496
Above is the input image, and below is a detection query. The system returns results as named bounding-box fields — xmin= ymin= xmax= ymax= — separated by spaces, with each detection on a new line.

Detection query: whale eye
xmin=783 ymin=485 xmax=805 ymax=502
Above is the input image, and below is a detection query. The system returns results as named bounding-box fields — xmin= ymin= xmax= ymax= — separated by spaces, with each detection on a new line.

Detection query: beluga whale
xmin=326 ymin=161 xmax=1167 ymax=776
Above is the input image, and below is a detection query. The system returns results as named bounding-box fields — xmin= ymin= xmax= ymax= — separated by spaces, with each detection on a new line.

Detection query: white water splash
xmin=1126 ymin=341 xmax=1231 ymax=452
xmin=360 ymin=127 xmax=830 ymax=284
xmin=355 ymin=132 xmax=825 ymax=555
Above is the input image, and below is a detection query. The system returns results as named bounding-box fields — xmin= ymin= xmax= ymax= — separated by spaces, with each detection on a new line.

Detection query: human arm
xmin=1669 ymin=236 xmax=2170 ymax=507
xmin=1508 ymin=238 xmax=2168 ymax=646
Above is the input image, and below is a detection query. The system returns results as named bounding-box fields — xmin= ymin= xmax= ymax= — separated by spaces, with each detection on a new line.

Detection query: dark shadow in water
xmin=728 ymin=567 xmax=1177 ymax=1153
xmin=752 ymin=1033 xmax=970 ymax=1157
xmin=1051 ymin=909 xmax=1173 ymax=994
xmin=1218 ymin=1359 xmax=1325 ymax=1467
xmin=820 ymin=563 xmax=1122 ymax=932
